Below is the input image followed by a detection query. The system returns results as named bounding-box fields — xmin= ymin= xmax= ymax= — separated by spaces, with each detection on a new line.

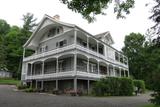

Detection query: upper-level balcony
xmin=23 ymin=29 xmax=128 ymax=68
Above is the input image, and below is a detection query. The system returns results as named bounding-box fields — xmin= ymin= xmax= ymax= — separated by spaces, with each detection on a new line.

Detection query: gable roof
xmin=94 ymin=31 xmax=114 ymax=44
xmin=23 ymin=14 xmax=115 ymax=50
xmin=23 ymin=14 xmax=76 ymax=48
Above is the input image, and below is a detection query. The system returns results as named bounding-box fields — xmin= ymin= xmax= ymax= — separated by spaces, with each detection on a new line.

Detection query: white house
xmin=0 ymin=70 xmax=12 ymax=78
xmin=21 ymin=14 xmax=129 ymax=93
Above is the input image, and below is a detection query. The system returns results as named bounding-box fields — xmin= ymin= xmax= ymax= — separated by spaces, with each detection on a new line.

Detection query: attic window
xmin=47 ymin=27 xmax=63 ymax=37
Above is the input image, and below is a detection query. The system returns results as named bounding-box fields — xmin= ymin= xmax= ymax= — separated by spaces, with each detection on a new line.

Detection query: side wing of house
xmin=23 ymin=15 xmax=75 ymax=54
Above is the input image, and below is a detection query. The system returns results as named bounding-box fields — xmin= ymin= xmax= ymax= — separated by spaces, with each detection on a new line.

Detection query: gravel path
xmin=0 ymin=85 xmax=150 ymax=107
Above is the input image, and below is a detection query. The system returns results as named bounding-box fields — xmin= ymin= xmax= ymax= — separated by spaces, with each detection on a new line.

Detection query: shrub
xmin=150 ymin=72 xmax=160 ymax=106
xmin=92 ymin=78 xmax=106 ymax=96
xmin=17 ymin=83 xmax=28 ymax=90
xmin=133 ymin=80 xmax=145 ymax=93
xmin=119 ymin=78 xmax=134 ymax=96
xmin=24 ymin=88 xmax=38 ymax=92
xmin=92 ymin=77 xmax=134 ymax=96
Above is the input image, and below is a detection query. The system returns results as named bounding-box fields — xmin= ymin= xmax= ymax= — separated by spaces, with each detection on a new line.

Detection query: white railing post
xmin=74 ymin=54 xmax=77 ymax=75
xmin=87 ymin=58 xmax=89 ymax=73
xmin=107 ymin=64 xmax=109 ymax=76
xmin=42 ymin=61 xmax=44 ymax=75
xmin=97 ymin=61 xmax=100 ymax=75
xmin=87 ymin=36 xmax=89 ymax=49
xmin=56 ymin=58 xmax=59 ymax=73
xmin=31 ymin=64 xmax=33 ymax=76
xmin=23 ymin=48 xmax=26 ymax=59
xmin=120 ymin=68 xmax=122 ymax=77
xmin=74 ymin=29 xmax=77 ymax=45
xmin=74 ymin=78 xmax=77 ymax=93
xmin=97 ymin=42 xmax=99 ymax=54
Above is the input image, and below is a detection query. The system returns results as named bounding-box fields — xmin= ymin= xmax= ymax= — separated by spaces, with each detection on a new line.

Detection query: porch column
xmin=30 ymin=81 xmax=33 ymax=88
xmin=119 ymin=68 xmax=122 ymax=77
xmin=33 ymin=63 xmax=36 ymax=75
xmin=128 ymin=70 xmax=130 ymax=77
xmin=87 ymin=58 xmax=89 ymax=73
xmin=107 ymin=64 xmax=109 ymax=76
xmin=41 ymin=80 xmax=44 ymax=90
xmin=74 ymin=29 xmax=77 ymax=45
xmin=87 ymin=80 xmax=90 ymax=94
xmin=113 ymin=66 xmax=116 ymax=77
xmin=56 ymin=80 xmax=58 ymax=90
xmin=124 ymin=69 xmax=126 ymax=77
xmin=74 ymin=54 xmax=77 ymax=74
xmin=23 ymin=48 xmax=26 ymax=58
xmin=87 ymin=37 xmax=89 ymax=49
xmin=35 ymin=80 xmax=38 ymax=89
xmin=42 ymin=61 xmax=44 ymax=74
xmin=97 ymin=61 xmax=100 ymax=74
xmin=97 ymin=42 xmax=99 ymax=53
xmin=56 ymin=58 xmax=59 ymax=73
xmin=31 ymin=64 xmax=33 ymax=76
xmin=74 ymin=78 xmax=77 ymax=93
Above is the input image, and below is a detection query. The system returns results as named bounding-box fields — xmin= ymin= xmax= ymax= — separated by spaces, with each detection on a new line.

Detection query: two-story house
xmin=21 ymin=14 xmax=129 ymax=94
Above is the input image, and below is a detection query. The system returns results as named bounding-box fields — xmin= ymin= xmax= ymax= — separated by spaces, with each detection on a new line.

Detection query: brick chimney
xmin=53 ymin=14 xmax=60 ymax=20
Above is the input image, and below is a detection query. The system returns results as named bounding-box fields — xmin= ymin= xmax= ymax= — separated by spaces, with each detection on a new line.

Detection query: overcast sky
xmin=0 ymin=0 xmax=154 ymax=50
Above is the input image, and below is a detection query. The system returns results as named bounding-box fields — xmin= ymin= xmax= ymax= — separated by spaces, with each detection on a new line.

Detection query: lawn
xmin=0 ymin=78 xmax=20 ymax=85
xmin=143 ymin=104 xmax=160 ymax=107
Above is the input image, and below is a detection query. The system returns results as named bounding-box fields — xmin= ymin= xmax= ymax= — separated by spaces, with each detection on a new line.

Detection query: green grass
xmin=142 ymin=104 xmax=160 ymax=107
xmin=0 ymin=78 xmax=20 ymax=85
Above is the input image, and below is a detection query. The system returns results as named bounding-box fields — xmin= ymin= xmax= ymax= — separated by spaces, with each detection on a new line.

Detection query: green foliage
xmin=24 ymin=87 xmax=38 ymax=93
xmin=142 ymin=104 xmax=160 ymax=107
xmin=133 ymin=80 xmax=145 ymax=93
xmin=92 ymin=77 xmax=134 ymax=96
xmin=150 ymin=72 xmax=160 ymax=106
xmin=122 ymin=33 xmax=146 ymax=79
xmin=92 ymin=78 xmax=106 ymax=96
xmin=17 ymin=82 xmax=29 ymax=90
xmin=61 ymin=0 xmax=135 ymax=23
xmin=0 ymin=19 xmax=10 ymax=34
xmin=119 ymin=78 xmax=134 ymax=96
xmin=0 ymin=13 xmax=37 ymax=79
xmin=0 ymin=78 xmax=20 ymax=85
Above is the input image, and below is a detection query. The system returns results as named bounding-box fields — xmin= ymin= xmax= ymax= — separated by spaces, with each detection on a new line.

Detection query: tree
xmin=0 ymin=19 xmax=10 ymax=71
xmin=0 ymin=19 xmax=10 ymax=34
xmin=150 ymin=0 xmax=160 ymax=35
xmin=149 ymin=37 xmax=160 ymax=105
xmin=122 ymin=33 xmax=146 ymax=79
xmin=4 ymin=13 xmax=37 ymax=79
xmin=60 ymin=0 xmax=135 ymax=22
xmin=0 ymin=35 xmax=7 ymax=70
xmin=5 ymin=26 xmax=22 ymax=77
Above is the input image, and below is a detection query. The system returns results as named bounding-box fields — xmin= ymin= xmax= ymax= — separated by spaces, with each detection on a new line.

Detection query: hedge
xmin=92 ymin=77 xmax=144 ymax=96
xmin=133 ymin=80 xmax=145 ymax=93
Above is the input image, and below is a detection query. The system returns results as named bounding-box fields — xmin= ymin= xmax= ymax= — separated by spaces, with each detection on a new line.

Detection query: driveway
xmin=0 ymin=85 xmax=150 ymax=107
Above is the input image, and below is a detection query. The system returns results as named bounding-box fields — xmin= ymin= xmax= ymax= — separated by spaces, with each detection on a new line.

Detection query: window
xmin=47 ymin=27 xmax=63 ymax=37
xmin=48 ymin=28 xmax=56 ymax=37
xmin=56 ymin=40 xmax=67 ymax=48
xmin=39 ymin=45 xmax=48 ymax=53
xmin=115 ymin=52 xmax=119 ymax=61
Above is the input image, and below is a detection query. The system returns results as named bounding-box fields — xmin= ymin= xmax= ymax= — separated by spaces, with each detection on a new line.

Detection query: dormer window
xmin=48 ymin=26 xmax=63 ymax=37
xmin=39 ymin=45 xmax=48 ymax=53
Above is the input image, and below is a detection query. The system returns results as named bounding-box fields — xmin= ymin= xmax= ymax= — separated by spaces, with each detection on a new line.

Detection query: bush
xmin=92 ymin=77 xmax=134 ymax=96
xmin=24 ymin=88 xmax=38 ymax=93
xmin=119 ymin=78 xmax=134 ymax=96
xmin=92 ymin=78 xmax=106 ymax=96
xmin=133 ymin=80 xmax=145 ymax=93
xmin=17 ymin=83 xmax=28 ymax=90
xmin=150 ymin=72 xmax=160 ymax=106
